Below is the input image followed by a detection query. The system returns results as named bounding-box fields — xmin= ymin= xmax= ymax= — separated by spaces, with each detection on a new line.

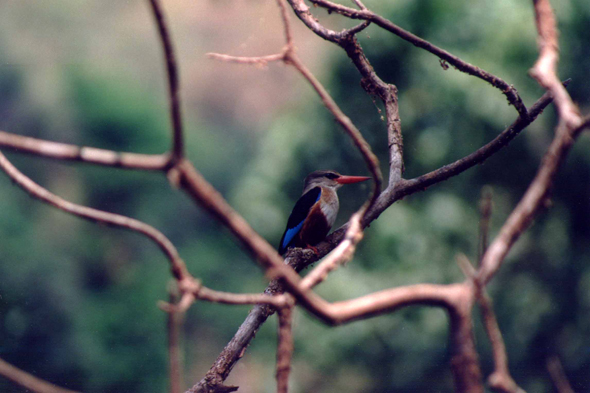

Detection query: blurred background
xmin=0 ymin=0 xmax=589 ymax=392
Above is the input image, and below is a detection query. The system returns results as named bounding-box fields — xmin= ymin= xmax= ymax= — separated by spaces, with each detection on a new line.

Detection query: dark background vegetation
xmin=0 ymin=1 xmax=589 ymax=392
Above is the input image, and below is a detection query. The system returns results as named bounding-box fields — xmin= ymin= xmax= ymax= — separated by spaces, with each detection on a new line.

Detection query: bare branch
xmin=529 ymin=0 xmax=580 ymax=129
xmin=478 ymin=187 xmax=493 ymax=264
xmin=546 ymin=356 xmax=575 ymax=393
xmin=364 ymin=87 xmax=559 ymax=225
xmin=167 ymin=283 xmax=185 ymax=393
xmin=457 ymin=256 xmax=523 ymax=393
xmin=0 ymin=357 xmax=79 ymax=393
xmin=478 ymin=116 xmax=589 ymax=284
xmin=300 ymin=212 xmax=363 ymax=290
xmin=283 ymin=50 xmax=383 ymax=207
xmin=148 ymin=0 xmax=184 ymax=162
xmin=304 ymin=0 xmax=528 ymax=118
xmin=0 ymin=150 xmax=190 ymax=282
xmin=196 ymin=287 xmax=291 ymax=308
xmin=276 ymin=305 xmax=294 ymax=393
xmin=0 ymin=130 xmax=170 ymax=170
xmin=173 ymin=159 xmax=335 ymax=321
xmin=206 ymin=52 xmax=285 ymax=66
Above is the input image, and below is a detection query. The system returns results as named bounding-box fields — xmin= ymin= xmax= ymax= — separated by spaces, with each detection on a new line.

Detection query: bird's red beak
xmin=336 ymin=175 xmax=371 ymax=184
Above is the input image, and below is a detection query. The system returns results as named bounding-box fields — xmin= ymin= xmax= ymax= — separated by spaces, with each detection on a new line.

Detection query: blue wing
xmin=279 ymin=187 xmax=321 ymax=254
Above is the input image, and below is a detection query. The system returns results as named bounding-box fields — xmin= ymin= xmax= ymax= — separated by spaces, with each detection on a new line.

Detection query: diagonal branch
xmin=0 ymin=356 xmax=80 ymax=393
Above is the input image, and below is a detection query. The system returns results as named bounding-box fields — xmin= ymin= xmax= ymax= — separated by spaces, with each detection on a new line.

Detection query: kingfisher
xmin=278 ymin=170 xmax=370 ymax=255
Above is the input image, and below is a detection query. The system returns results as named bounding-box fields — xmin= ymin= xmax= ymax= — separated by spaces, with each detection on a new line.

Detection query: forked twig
xmin=167 ymin=283 xmax=185 ymax=393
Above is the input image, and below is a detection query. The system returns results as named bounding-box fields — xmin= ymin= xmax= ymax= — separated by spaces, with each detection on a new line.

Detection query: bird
xmin=278 ymin=170 xmax=370 ymax=255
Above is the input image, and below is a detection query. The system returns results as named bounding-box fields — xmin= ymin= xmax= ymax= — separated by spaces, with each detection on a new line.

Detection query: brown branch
xmin=207 ymin=0 xmax=383 ymax=209
xmin=190 ymin=84 xmax=558 ymax=393
xmin=206 ymin=52 xmax=285 ymax=66
xmin=174 ymin=159 xmax=335 ymax=321
xmin=300 ymin=212 xmax=363 ymax=289
xmin=0 ymin=130 xmax=170 ymax=170
xmin=276 ymin=305 xmax=294 ymax=393
xmin=167 ymin=283 xmax=185 ymax=393
xmin=303 ymin=0 xmax=528 ymax=118
xmin=283 ymin=50 xmax=383 ymax=208
xmin=0 ymin=150 xmax=191 ymax=282
xmin=364 ymin=87 xmax=558 ymax=225
xmin=529 ymin=0 xmax=580 ymax=129
xmin=196 ymin=287 xmax=290 ymax=308
xmin=546 ymin=356 xmax=575 ymax=393
xmin=457 ymin=256 xmax=523 ymax=393
xmin=447 ymin=288 xmax=484 ymax=393
xmin=478 ymin=187 xmax=493 ymax=264
xmin=478 ymin=0 xmax=587 ymax=286
xmin=148 ymin=0 xmax=184 ymax=162
xmin=0 ymin=356 xmax=79 ymax=393
xmin=478 ymin=115 xmax=590 ymax=285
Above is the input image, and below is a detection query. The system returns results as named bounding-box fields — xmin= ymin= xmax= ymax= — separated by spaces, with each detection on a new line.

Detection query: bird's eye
xmin=325 ymin=173 xmax=339 ymax=180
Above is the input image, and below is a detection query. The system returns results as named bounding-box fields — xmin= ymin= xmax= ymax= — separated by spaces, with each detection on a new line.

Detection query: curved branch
xmin=0 ymin=150 xmax=189 ymax=281
xmin=0 ymin=130 xmax=170 ymax=170
xmin=302 ymin=0 xmax=528 ymax=118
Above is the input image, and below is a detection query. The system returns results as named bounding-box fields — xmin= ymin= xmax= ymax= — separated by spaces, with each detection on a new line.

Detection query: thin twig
xmin=191 ymin=88 xmax=559 ymax=392
xmin=478 ymin=118 xmax=590 ymax=286
xmin=276 ymin=305 xmax=294 ymax=393
xmin=148 ymin=0 xmax=184 ymax=162
xmin=168 ymin=282 xmax=185 ymax=393
xmin=0 ymin=357 xmax=79 ymax=393
xmin=478 ymin=0 xmax=588 ymax=287
xmin=478 ymin=187 xmax=493 ymax=264
xmin=0 ymin=130 xmax=170 ymax=170
xmin=529 ymin=0 xmax=580 ymax=129
xmin=456 ymin=255 xmax=523 ymax=393
xmin=546 ymin=356 xmax=575 ymax=393
xmin=206 ymin=52 xmax=285 ymax=66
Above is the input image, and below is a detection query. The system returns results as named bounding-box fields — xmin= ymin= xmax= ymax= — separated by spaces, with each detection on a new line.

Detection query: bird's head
xmin=302 ymin=170 xmax=370 ymax=193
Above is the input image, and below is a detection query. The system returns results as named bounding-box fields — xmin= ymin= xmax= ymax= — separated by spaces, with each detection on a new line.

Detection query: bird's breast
xmin=319 ymin=188 xmax=339 ymax=227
